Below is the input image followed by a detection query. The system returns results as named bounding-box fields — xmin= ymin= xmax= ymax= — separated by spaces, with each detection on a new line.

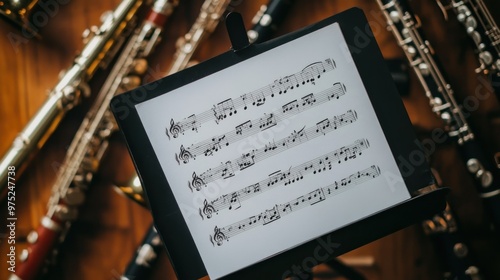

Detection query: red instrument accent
xmin=12 ymin=217 xmax=62 ymax=280
xmin=146 ymin=10 xmax=168 ymax=27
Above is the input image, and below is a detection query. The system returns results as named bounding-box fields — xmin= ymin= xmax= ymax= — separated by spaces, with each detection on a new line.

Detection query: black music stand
xmin=111 ymin=8 xmax=447 ymax=280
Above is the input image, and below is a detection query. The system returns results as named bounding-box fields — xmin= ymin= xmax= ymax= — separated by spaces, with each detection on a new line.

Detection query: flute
xmin=8 ymin=1 xmax=177 ymax=279
xmin=166 ymin=0 xmax=232 ymax=75
xmin=0 ymin=0 xmax=143 ymax=200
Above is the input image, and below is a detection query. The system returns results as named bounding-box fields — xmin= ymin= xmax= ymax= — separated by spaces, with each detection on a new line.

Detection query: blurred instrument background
xmin=1 ymin=0 xmax=500 ymax=279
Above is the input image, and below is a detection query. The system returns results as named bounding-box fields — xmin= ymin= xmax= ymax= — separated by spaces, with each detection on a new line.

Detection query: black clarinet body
xmin=376 ymin=0 xmax=500 ymax=278
xmin=424 ymin=203 xmax=482 ymax=280
xmin=377 ymin=0 xmax=500 ymax=230
xmin=445 ymin=0 xmax=500 ymax=76
xmin=247 ymin=0 xmax=295 ymax=44
xmin=121 ymin=225 xmax=163 ymax=280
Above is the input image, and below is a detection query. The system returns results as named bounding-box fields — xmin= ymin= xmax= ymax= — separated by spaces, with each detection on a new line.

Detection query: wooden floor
xmin=1 ymin=0 xmax=500 ymax=279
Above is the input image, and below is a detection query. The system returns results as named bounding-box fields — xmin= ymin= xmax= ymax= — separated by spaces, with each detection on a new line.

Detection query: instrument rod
xmin=0 ymin=0 xmax=142 ymax=200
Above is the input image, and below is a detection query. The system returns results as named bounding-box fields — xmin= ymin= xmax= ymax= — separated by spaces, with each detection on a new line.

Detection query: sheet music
xmin=136 ymin=22 xmax=410 ymax=279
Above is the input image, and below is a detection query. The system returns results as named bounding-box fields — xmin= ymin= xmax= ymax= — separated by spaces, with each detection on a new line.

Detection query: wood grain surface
xmin=1 ymin=0 xmax=500 ymax=279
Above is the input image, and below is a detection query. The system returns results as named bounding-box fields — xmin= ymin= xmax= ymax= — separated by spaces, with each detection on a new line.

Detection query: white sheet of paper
xmin=136 ymin=22 xmax=411 ymax=279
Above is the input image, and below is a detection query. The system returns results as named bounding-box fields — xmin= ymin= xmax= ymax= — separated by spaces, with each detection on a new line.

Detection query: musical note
xmin=228 ymin=192 xmax=241 ymax=210
xmin=213 ymin=99 xmax=237 ymax=124
xmin=258 ymin=113 xmax=277 ymax=130
xmin=178 ymin=83 xmax=347 ymax=163
xmin=285 ymin=126 xmax=308 ymax=147
xmin=316 ymin=118 xmax=331 ymax=135
xmin=301 ymin=93 xmax=316 ymax=107
xmin=264 ymin=140 xmax=278 ymax=152
xmin=210 ymin=165 xmax=381 ymax=246
xmin=191 ymin=110 xmax=358 ymax=187
xmin=271 ymin=74 xmax=298 ymax=95
xmin=251 ymin=90 xmax=267 ymax=106
xmin=202 ymin=135 xmax=229 ymax=157
xmin=167 ymin=59 xmax=336 ymax=139
xmin=220 ymin=161 xmax=235 ymax=179
xmin=236 ymin=150 xmax=256 ymax=170
xmin=262 ymin=206 xmax=281 ymax=225
xmin=198 ymin=139 xmax=369 ymax=218
xmin=235 ymin=120 xmax=253 ymax=135
xmin=282 ymin=100 xmax=299 ymax=114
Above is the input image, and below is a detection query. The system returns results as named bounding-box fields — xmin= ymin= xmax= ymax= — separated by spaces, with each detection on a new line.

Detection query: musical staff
xmin=176 ymin=83 xmax=347 ymax=163
xmin=166 ymin=58 xmax=336 ymax=139
xmin=199 ymin=139 xmax=370 ymax=219
xmin=188 ymin=109 xmax=358 ymax=191
xmin=210 ymin=165 xmax=382 ymax=246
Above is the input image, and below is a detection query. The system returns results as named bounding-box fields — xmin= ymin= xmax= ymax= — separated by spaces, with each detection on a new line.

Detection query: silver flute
xmin=0 ymin=0 xmax=144 ymax=200
xmin=166 ymin=0 xmax=233 ymax=75
xmin=8 ymin=1 xmax=178 ymax=279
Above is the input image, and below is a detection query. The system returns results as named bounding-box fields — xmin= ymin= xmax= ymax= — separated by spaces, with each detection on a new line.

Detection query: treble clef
xmin=188 ymin=172 xmax=205 ymax=192
xmin=199 ymin=199 xmax=217 ymax=220
xmin=167 ymin=118 xmax=182 ymax=139
xmin=175 ymin=145 xmax=193 ymax=164
xmin=210 ymin=226 xmax=227 ymax=246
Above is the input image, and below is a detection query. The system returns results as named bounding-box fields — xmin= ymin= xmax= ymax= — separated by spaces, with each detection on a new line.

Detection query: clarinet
xmin=121 ymin=225 xmax=163 ymax=280
xmin=376 ymin=0 xmax=500 ymax=230
xmin=118 ymin=2 xmax=296 ymax=278
xmin=423 ymin=203 xmax=482 ymax=280
xmin=441 ymin=0 xmax=500 ymax=76
xmin=246 ymin=0 xmax=295 ymax=44
xmin=443 ymin=0 xmax=500 ymax=116
xmin=166 ymin=0 xmax=233 ymax=75
xmin=8 ymin=1 xmax=177 ymax=279
xmin=422 ymin=169 xmax=482 ymax=280
xmin=0 ymin=0 xmax=143 ymax=200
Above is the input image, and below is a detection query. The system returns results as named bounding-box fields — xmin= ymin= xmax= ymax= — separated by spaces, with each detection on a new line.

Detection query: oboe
xmin=166 ymin=0 xmax=232 ymax=75
xmin=0 ymin=0 xmax=143 ymax=200
xmin=376 ymin=0 xmax=500 ymax=230
xmin=8 ymin=1 xmax=177 ymax=279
